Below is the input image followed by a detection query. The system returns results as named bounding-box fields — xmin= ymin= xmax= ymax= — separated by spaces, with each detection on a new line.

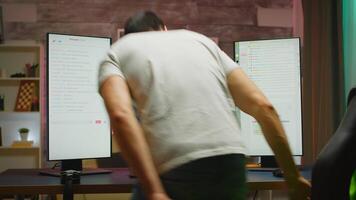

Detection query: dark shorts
xmin=132 ymin=154 xmax=247 ymax=200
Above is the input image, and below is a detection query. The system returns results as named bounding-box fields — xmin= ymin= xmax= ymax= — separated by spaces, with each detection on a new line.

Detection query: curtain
xmin=343 ymin=0 xmax=356 ymax=100
xmin=302 ymin=0 xmax=344 ymax=163
xmin=293 ymin=0 xmax=304 ymax=43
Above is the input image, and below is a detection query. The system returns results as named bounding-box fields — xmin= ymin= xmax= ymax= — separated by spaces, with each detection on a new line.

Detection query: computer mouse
xmin=272 ymin=169 xmax=284 ymax=177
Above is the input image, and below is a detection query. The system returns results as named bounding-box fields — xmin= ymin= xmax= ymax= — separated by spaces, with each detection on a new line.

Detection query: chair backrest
xmin=348 ymin=87 xmax=356 ymax=105
xmin=312 ymin=87 xmax=356 ymax=200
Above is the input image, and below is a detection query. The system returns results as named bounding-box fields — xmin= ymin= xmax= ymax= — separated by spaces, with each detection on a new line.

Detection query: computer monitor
xmin=47 ymin=33 xmax=112 ymax=172
xmin=234 ymin=38 xmax=303 ymax=161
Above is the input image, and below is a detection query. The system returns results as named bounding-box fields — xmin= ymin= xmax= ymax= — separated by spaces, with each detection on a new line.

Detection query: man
xmin=99 ymin=11 xmax=310 ymax=200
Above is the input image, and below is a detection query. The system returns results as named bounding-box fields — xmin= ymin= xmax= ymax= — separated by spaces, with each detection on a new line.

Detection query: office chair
xmin=312 ymin=87 xmax=356 ymax=200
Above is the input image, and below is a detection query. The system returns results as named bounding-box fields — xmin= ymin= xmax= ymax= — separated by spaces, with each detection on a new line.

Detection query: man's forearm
xmin=255 ymin=105 xmax=300 ymax=184
xmin=226 ymin=69 xmax=310 ymax=198
xmin=111 ymin=112 xmax=165 ymax=196
xmin=100 ymin=76 xmax=170 ymax=200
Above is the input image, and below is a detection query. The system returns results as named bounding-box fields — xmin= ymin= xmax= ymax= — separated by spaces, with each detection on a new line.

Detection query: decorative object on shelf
xmin=18 ymin=128 xmax=29 ymax=141
xmin=10 ymin=72 xmax=26 ymax=78
xmin=0 ymin=94 xmax=4 ymax=111
xmin=14 ymin=80 xmax=36 ymax=111
xmin=10 ymin=108 xmax=36 ymax=149
xmin=31 ymin=95 xmax=39 ymax=111
xmin=25 ymin=63 xmax=39 ymax=77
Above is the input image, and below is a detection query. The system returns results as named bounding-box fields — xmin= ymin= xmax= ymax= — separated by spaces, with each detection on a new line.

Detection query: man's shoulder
xmin=123 ymin=29 xmax=208 ymax=40
xmin=169 ymin=29 xmax=209 ymax=39
xmin=110 ymin=29 xmax=214 ymax=52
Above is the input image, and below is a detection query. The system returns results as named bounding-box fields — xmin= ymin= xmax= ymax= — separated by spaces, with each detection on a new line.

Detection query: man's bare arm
xmin=100 ymin=76 xmax=170 ymax=200
xmin=227 ymin=68 xmax=310 ymax=199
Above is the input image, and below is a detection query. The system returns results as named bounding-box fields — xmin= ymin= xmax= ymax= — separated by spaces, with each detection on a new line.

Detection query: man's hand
xmin=148 ymin=192 xmax=172 ymax=200
xmin=289 ymin=176 xmax=311 ymax=200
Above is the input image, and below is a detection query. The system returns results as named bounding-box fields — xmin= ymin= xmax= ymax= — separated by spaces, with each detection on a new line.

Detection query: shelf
xmin=0 ymin=45 xmax=41 ymax=53
xmin=0 ymin=77 xmax=40 ymax=81
xmin=0 ymin=111 xmax=40 ymax=114
xmin=0 ymin=146 xmax=39 ymax=150
xmin=0 ymin=112 xmax=40 ymax=122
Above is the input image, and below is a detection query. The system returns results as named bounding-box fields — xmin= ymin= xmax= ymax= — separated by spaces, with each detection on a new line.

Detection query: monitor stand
xmin=247 ymin=156 xmax=278 ymax=172
xmin=260 ymin=156 xmax=278 ymax=168
xmin=39 ymin=159 xmax=112 ymax=177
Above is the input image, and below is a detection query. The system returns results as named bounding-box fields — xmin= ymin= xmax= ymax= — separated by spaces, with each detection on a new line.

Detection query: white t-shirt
xmin=99 ymin=29 xmax=247 ymax=173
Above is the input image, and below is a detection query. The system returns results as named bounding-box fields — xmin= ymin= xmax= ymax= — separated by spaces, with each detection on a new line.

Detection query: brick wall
xmin=1 ymin=0 xmax=292 ymax=57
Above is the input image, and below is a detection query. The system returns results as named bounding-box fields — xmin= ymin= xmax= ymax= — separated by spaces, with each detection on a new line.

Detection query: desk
xmin=247 ymin=169 xmax=311 ymax=190
xmin=0 ymin=168 xmax=311 ymax=195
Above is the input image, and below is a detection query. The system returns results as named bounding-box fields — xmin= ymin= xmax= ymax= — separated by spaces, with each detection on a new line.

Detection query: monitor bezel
xmin=233 ymin=37 xmax=303 ymax=156
xmin=46 ymin=32 xmax=113 ymax=162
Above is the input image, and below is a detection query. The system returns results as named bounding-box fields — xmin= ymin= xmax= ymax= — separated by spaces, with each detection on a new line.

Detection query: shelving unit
xmin=0 ymin=147 xmax=40 ymax=172
xmin=0 ymin=41 xmax=44 ymax=172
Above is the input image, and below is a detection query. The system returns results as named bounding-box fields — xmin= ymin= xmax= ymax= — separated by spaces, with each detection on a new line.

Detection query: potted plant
xmin=18 ymin=128 xmax=29 ymax=141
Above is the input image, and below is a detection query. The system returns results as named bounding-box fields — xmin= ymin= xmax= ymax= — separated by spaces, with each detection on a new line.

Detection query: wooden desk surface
xmin=0 ymin=168 xmax=134 ymax=195
xmin=0 ymin=168 xmax=311 ymax=195
xmin=247 ymin=169 xmax=311 ymax=190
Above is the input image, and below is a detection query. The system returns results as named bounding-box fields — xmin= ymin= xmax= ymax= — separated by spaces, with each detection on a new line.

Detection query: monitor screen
xmin=234 ymin=38 xmax=302 ymax=156
xmin=47 ymin=33 xmax=111 ymax=161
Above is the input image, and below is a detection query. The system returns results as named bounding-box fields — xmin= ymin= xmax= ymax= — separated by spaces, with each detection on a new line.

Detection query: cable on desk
xmin=51 ymin=162 xmax=61 ymax=169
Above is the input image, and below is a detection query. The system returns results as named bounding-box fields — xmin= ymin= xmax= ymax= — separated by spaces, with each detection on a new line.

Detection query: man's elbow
xmin=110 ymin=108 xmax=133 ymax=127
xmin=253 ymin=99 xmax=278 ymax=121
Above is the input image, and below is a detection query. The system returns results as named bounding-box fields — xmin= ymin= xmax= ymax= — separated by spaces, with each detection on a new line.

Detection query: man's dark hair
xmin=124 ymin=11 xmax=165 ymax=35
